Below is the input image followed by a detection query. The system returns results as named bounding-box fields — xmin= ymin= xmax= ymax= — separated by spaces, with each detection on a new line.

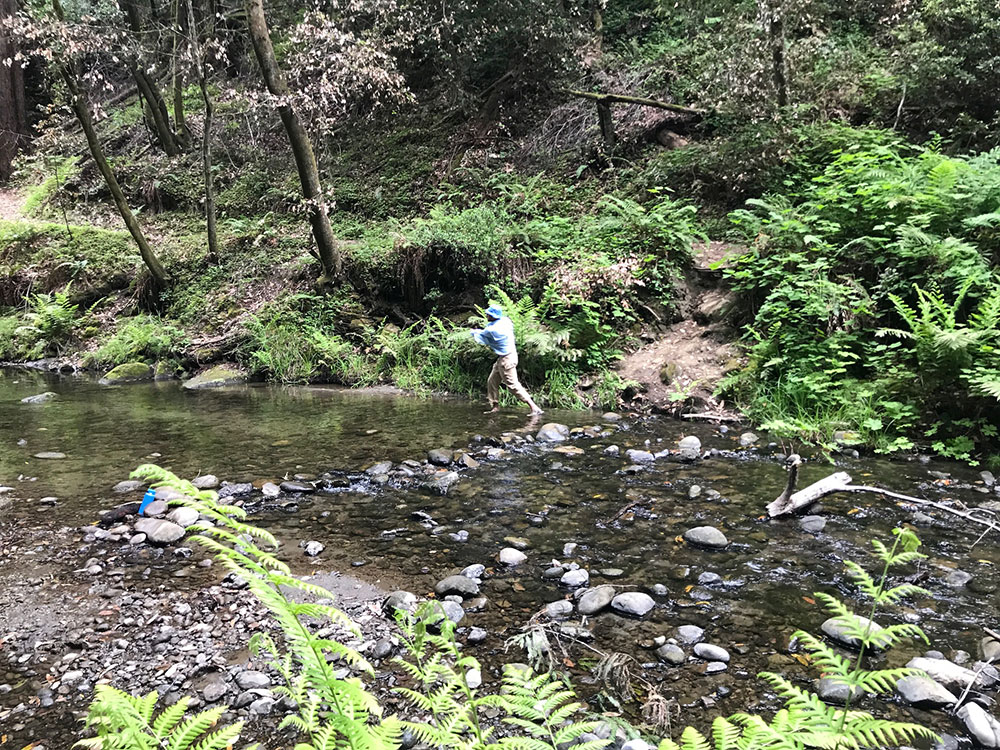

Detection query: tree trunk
xmin=52 ymin=0 xmax=168 ymax=286
xmin=119 ymin=0 xmax=184 ymax=155
xmin=597 ymin=101 xmax=615 ymax=150
xmin=243 ymin=0 xmax=340 ymax=282
xmin=767 ymin=5 xmax=787 ymax=108
xmin=171 ymin=0 xmax=189 ymax=145
xmin=187 ymin=0 xmax=217 ymax=261
xmin=0 ymin=0 xmax=27 ymax=183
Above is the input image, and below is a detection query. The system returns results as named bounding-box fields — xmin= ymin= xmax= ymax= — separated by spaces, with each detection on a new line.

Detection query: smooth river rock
xmin=958 ymin=703 xmax=1000 ymax=748
xmin=677 ymin=625 xmax=705 ymax=644
xmin=561 ymin=569 xmax=590 ymax=587
xmin=99 ymin=362 xmax=154 ymax=385
xmin=677 ymin=435 xmax=702 ymax=460
xmin=183 ymin=365 xmax=247 ymax=389
xmin=578 ymin=585 xmax=615 ymax=615
xmin=625 ymin=449 xmax=655 ymax=464
xmin=21 ymin=391 xmax=58 ymax=404
xmin=906 ymin=657 xmax=983 ymax=691
xmin=656 ymin=644 xmax=686 ymax=665
xmin=427 ymin=448 xmax=454 ymax=466
xmin=536 ymin=423 xmax=570 ymax=442
xmin=498 ymin=547 xmax=527 ymax=566
xmin=546 ymin=600 xmax=574 ymax=619
xmin=611 ymin=592 xmax=655 ymax=617
xmin=192 ymin=474 xmax=219 ymax=489
xmin=134 ymin=517 xmax=185 ymax=545
xmin=694 ymin=643 xmax=730 ymax=663
xmin=113 ymin=479 xmax=144 ymax=493
xmin=684 ymin=526 xmax=729 ymax=549
xmin=822 ymin=616 xmax=882 ymax=649
xmin=895 ymin=675 xmax=956 ymax=708
xmin=435 ymin=575 xmax=480 ymax=597
xmin=167 ymin=507 xmax=200 ymax=527
xmin=34 ymin=451 xmax=66 ymax=460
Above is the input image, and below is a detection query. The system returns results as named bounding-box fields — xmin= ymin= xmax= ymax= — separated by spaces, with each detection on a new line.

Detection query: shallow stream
xmin=2 ymin=367 xmax=999 ymax=744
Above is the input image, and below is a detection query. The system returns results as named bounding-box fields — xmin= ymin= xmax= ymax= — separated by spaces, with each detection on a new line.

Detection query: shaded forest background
xmin=3 ymin=0 xmax=1000 ymax=460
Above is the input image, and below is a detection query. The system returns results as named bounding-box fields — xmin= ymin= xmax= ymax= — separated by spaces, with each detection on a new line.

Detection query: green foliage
xmin=75 ymin=684 xmax=245 ymax=750
xmin=85 ymin=315 xmax=190 ymax=368
xmin=14 ymin=284 xmax=80 ymax=358
xmin=21 ymin=157 xmax=79 ymax=217
xmin=724 ymin=141 xmax=1000 ymax=459
xmin=659 ymin=529 xmax=936 ymax=750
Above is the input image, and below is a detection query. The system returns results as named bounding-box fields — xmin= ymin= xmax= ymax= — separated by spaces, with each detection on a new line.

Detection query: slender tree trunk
xmin=171 ymin=0 xmax=189 ymax=145
xmin=187 ymin=0 xmax=217 ymax=261
xmin=119 ymin=0 xmax=184 ymax=155
xmin=597 ymin=101 xmax=615 ymax=150
xmin=53 ymin=0 xmax=168 ymax=286
xmin=243 ymin=0 xmax=340 ymax=282
xmin=0 ymin=0 xmax=27 ymax=183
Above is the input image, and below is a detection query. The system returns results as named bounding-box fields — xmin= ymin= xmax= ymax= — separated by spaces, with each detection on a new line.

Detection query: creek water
xmin=2 ymin=367 xmax=999 ymax=740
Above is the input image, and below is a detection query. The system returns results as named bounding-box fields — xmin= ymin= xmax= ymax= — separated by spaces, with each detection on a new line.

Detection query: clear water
xmin=2 ymin=367 xmax=998 ymax=736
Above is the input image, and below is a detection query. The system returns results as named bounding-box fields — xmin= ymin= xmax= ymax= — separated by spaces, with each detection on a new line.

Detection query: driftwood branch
xmin=681 ymin=412 xmax=742 ymax=422
xmin=564 ymin=89 xmax=704 ymax=116
xmin=766 ymin=469 xmax=1000 ymax=538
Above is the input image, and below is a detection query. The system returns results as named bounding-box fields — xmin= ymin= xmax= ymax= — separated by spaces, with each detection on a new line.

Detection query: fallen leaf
xmin=802 ymin=596 xmax=815 ymax=605
xmin=792 ymin=653 xmax=811 ymax=666
xmin=847 ymin=508 xmax=861 ymax=515
xmin=674 ymin=535 xmax=684 ymax=543
xmin=685 ymin=584 xmax=694 ymax=593
xmin=563 ymin=658 xmax=575 ymax=668
xmin=512 ymin=582 xmax=525 ymax=592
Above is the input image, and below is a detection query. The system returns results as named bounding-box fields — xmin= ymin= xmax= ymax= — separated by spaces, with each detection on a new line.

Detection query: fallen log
xmin=766 ymin=469 xmax=1000 ymax=539
xmin=767 ymin=468 xmax=849 ymax=517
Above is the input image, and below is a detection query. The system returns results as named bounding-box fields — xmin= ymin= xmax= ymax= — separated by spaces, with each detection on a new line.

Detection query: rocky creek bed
xmin=4 ymin=372 xmax=1000 ymax=749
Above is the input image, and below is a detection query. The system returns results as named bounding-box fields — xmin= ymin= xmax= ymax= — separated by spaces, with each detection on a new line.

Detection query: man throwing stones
xmin=471 ymin=305 xmax=544 ymax=416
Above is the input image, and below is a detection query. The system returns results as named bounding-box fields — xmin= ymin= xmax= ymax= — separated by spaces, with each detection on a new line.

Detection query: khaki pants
xmin=487 ymin=352 xmax=532 ymax=407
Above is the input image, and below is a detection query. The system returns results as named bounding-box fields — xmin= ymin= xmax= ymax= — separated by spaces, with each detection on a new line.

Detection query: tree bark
xmin=243 ymin=0 xmax=340 ymax=282
xmin=53 ymin=0 xmax=168 ymax=286
xmin=0 ymin=0 xmax=28 ymax=183
xmin=597 ymin=100 xmax=615 ymax=150
xmin=171 ymin=0 xmax=189 ymax=145
xmin=187 ymin=0 xmax=217 ymax=261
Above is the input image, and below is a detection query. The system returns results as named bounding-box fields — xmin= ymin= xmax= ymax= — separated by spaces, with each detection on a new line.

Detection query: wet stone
xmin=677 ymin=625 xmax=705 ymax=644
xmin=371 ymin=639 xmax=394 ymax=660
xmin=546 ymin=600 xmax=574 ymax=620
xmin=192 ymin=474 xmax=219 ymax=489
xmin=578 ymin=586 xmax=615 ymax=615
xmin=167 ymin=507 xmax=200 ymax=527
xmin=113 ymin=480 xmax=144 ymax=493
xmin=611 ymin=592 xmax=655 ymax=617
xmin=427 ymin=448 xmax=454 ymax=466
xmin=703 ymin=661 xmax=728 ymax=674
xmin=599 ymin=568 xmax=624 ymax=578
xmin=656 ymin=644 xmax=686 ymax=665
xmin=958 ymin=703 xmax=1000 ymax=747
xmin=982 ymin=637 xmax=1000 ymax=662
xmin=498 ymin=548 xmax=527 ymax=566
xmin=694 ymin=643 xmax=730 ymax=663
xmin=739 ymin=432 xmax=759 ymax=447
xmin=34 ymin=452 xmax=66 ymax=460
xmin=625 ymin=449 xmax=655 ymax=464
xmin=536 ymin=423 xmax=570 ymax=442
xmin=461 ymin=564 xmax=485 ymax=579
xmin=698 ymin=572 xmax=722 ymax=586
xmin=134 ymin=518 xmax=185 ymax=545
xmin=21 ymin=391 xmax=57 ymax=404
xmin=142 ymin=500 xmax=168 ymax=517
xmin=799 ymin=515 xmax=827 ymax=533
xmin=907 ymin=657 xmax=986 ymax=691
xmin=650 ymin=583 xmax=668 ymax=596
xmin=684 ymin=526 xmax=729 ymax=549
xmin=236 ymin=670 xmax=271 ymax=690
xmin=365 ymin=461 xmax=393 ymax=476
xmin=303 ymin=541 xmax=325 ymax=557
xmin=468 ymin=627 xmax=488 ymax=644
xmin=218 ymin=482 xmax=252 ymax=498
xmin=822 ymin=616 xmax=882 ymax=649
xmin=561 ymin=569 xmax=589 ymax=588
xmin=383 ymin=591 xmax=418 ymax=615
xmin=435 ymin=575 xmax=480 ymax=597
xmin=896 ymin=675 xmax=957 ymax=708
xmin=688 ymin=485 xmax=702 ymax=498
xmin=816 ymin=678 xmax=862 ymax=704
xmin=280 ymin=480 xmax=315 ymax=493
xmin=262 ymin=482 xmax=281 ymax=498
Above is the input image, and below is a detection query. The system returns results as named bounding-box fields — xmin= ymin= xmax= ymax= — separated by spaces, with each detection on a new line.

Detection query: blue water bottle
xmin=139 ymin=488 xmax=156 ymax=515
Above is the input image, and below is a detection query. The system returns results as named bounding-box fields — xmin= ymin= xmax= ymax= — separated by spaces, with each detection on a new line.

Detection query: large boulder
xmin=134 ymin=517 xmax=185 ymax=545
xmin=183 ymin=365 xmax=247 ymax=390
xmin=100 ymin=362 xmax=154 ymax=385
xmin=434 ymin=575 xmax=480 ymax=597
xmin=536 ymin=423 xmax=570 ymax=443
xmin=895 ymin=676 xmax=956 ymax=708
xmin=906 ymin=657 xmax=986 ymax=691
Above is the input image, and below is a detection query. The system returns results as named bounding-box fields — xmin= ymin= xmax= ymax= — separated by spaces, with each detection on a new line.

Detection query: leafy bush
xmin=724 ymin=140 xmax=1000 ymax=459
xmin=13 ymin=285 xmax=80 ymax=358
xmin=85 ymin=315 xmax=189 ymax=368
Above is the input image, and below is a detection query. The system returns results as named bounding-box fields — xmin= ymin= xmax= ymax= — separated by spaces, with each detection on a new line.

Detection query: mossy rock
xmin=659 ymin=362 xmax=681 ymax=385
xmin=100 ymin=362 xmax=154 ymax=385
xmin=182 ymin=365 xmax=247 ymax=390
xmin=154 ymin=360 xmax=181 ymax=381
